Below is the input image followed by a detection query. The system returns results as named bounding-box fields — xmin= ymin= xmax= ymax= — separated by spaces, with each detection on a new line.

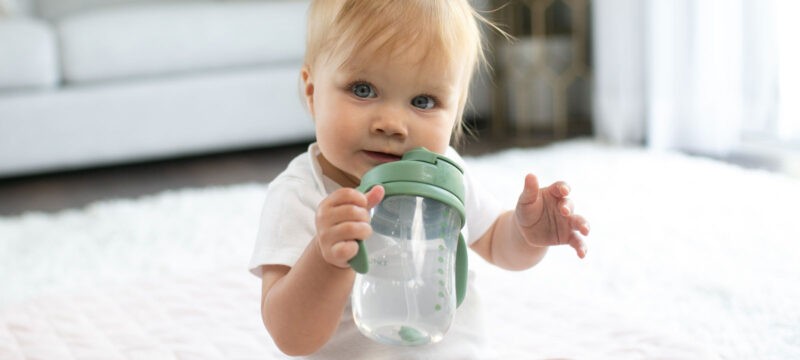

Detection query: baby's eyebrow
xmin=419 ymin=83 xmax=456 ymax=97
xmin=427 ymin=84 xmax=452 ymax=92
xmin=337 ymin=61 xmax=369 ymax=75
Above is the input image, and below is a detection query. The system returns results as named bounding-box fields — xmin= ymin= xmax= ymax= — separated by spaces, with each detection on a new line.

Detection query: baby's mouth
xmin=364 ymin=150 xmax=402 ymax=163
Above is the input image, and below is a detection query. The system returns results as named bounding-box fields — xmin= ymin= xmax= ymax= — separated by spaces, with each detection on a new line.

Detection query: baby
xmin=249 ymin=0 xmax=590 ymax=358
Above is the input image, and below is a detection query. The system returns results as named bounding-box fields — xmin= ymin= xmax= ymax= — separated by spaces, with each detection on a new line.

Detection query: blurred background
xmin=0 ymin=0 xmax=798 ymax=215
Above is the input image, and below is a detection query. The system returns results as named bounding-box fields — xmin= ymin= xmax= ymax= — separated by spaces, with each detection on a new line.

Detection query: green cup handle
xmin=455 ymin=234 xmax=468 ymax=307
xmin=349 ymin=240 xmax=369 ymax=274
xmin=350 ymin=183 xmax=372 ymax=274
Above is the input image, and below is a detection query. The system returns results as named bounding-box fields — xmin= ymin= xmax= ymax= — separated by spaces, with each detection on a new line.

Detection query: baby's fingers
xmin=321 ymin=240 xmax=359 ymax=268
xmin=325 ymin=221 xmax=373 ymax=243
xmin=327 ymin=204 xmax=371 ymax=225
xmin=570 ymin=214 xmax=590 ymax=236
xmin=558 ymin=198 xmax=575 ymax=216
xmin=567 ymin=232 xmax=588 ymax=259
xmin=365 ymin=185 xmax=385 ymax=210
xmin=548 ymin=181 xmax=571 ymax=198
xmin=319 ymin=221 xmax=372 ymax=268
xmin=517 ymin=174 xmax=540 ymax=205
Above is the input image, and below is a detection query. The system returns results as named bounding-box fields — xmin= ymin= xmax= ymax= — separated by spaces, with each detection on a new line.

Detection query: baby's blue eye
xmin=411 ymin=95 xmax=435 ymax=110
xmin=352 ymin=83 xmax=376 ymax=98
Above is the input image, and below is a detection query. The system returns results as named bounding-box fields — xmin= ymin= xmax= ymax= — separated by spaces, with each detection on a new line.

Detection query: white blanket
xmin=1 ymin=140 xmax=798 ymax=358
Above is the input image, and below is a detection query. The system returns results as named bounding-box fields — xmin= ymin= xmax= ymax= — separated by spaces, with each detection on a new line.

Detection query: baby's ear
xmin=301 ymin=65 xmax=315 ymax=116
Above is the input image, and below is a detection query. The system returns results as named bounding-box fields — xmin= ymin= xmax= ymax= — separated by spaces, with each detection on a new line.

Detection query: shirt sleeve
xmin=248 ymin=177 xmax=321 ymax=278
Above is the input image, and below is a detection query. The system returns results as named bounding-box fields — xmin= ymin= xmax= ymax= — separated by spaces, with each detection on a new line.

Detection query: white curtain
xmin=776 ymin=1 xmax=800 ymax=141
xmin=593 ymin=0 xmax=778 ymax=156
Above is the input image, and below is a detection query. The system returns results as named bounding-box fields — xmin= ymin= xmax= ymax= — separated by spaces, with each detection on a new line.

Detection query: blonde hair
xmin=304 ymin=0 xmax=496 ymax=143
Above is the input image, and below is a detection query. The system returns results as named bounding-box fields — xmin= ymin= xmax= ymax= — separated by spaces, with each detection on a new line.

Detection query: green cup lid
xmin=357 ymin=147 xmax=465 ymax=223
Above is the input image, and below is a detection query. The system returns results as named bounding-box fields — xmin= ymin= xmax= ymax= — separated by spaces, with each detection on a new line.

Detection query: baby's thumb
xmin=365 ymin=185 xmax=385 ymax=209
xmin=517 ymin=174 xmax=540 ymax=205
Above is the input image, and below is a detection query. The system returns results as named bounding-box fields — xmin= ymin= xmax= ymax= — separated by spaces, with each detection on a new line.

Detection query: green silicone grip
xmin=455 ymin=234 xmax=468 ymax=307
xmin=349 ymin=240 xmax=369 ymax=273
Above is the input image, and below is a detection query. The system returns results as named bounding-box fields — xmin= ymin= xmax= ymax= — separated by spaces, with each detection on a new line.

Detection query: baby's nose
xmin=371 ymin=108 xmax=408 ymax=138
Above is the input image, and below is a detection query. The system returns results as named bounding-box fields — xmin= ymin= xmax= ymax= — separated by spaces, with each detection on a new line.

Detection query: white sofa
xmin=0 ymin=0 xmax=492 ymax=178
xmin=0 ymin=0 xmax=318 ymax=177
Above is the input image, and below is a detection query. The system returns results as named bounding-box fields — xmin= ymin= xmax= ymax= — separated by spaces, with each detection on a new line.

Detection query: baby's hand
xmin=515 ymin=174 xmax=590 ymax=258
xmin=315 ymin=186 xmax=385 ymax=268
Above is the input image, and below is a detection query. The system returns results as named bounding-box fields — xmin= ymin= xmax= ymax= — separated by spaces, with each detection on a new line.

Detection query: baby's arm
xmin=260 ymin=186 xmax=384 ymax=356
xmin=471 ymin=174 xmax=590 ymax=270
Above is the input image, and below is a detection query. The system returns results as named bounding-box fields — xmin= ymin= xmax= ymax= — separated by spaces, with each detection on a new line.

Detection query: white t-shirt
xmin=249 ymin=143 xmax=504 ymax=359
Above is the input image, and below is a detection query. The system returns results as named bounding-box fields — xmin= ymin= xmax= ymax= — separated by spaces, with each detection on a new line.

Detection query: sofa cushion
xmin=0 ymin=18 xmax=59 ymax=90
xmin=57 ymin=0 xmax=309 ymax=84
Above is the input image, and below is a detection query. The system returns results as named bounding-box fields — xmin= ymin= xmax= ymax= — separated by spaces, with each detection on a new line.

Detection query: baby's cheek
xmin=420 ymin=138 xmax=451 ymax=155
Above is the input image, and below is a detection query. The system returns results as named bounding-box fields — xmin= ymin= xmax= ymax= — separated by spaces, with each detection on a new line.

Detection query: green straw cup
xmin=349 ymin=147 xmax=468 ymax=346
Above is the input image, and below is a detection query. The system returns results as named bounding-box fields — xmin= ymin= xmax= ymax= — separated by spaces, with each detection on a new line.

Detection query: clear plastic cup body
xmin=351 ymin=195 xmax=462 ymax=346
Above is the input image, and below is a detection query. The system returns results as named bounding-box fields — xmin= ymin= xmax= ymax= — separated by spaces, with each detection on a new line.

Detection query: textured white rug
xmin=1 ymin=140 xmax=798 ymax=359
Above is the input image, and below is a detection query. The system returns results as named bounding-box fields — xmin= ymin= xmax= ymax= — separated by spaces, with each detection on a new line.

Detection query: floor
xmin=0 ymin=129 xmax=556 ymax=216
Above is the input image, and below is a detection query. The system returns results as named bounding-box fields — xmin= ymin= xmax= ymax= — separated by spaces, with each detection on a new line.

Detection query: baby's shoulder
xmin=265 ymin=152 xmax=324 ymax=203
xmin=272 ymin=158 xmax=312 ymax=185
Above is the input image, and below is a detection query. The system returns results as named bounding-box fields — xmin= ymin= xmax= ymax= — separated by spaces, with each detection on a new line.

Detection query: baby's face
xmin=304 ymin=45 xmax=467 ymax=187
